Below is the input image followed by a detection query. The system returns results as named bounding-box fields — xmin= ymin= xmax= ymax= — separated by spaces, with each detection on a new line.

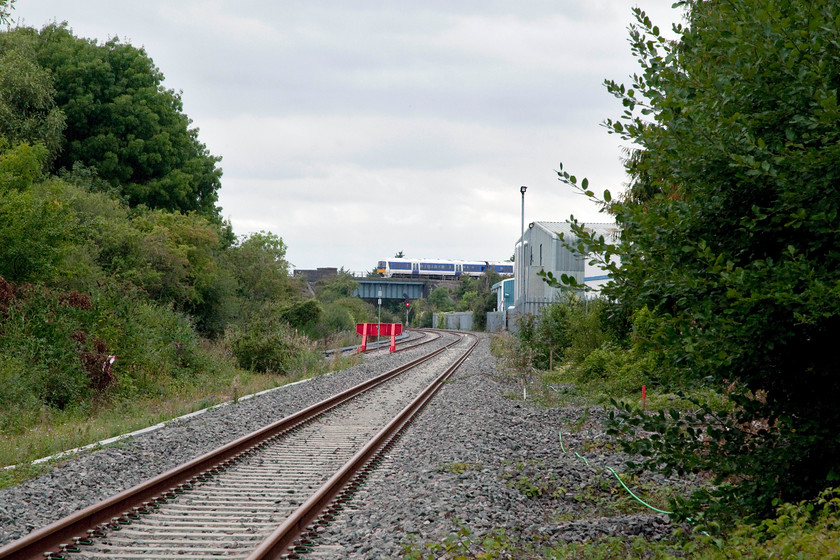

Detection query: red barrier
xmin=356 ymin=323 xmax=403 ymax=352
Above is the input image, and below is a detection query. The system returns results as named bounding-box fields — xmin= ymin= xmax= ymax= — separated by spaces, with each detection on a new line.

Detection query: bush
xmin=0 ymin=281 xmax=97 ymax=410
xmin=571 ymin=342 xmax=653 ymax=398
xmin=0 ymin=275 xmax=238 ymax=435
xmin=0 ymin=354 xmax=42 ymax=433
xmin=225 ymin=308 xmax=314 ymax=374
xmin=559 ymin=0 xmax=840 ymax=523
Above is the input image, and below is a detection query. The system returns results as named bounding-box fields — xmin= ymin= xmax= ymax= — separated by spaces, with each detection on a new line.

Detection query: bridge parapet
xmin=354 ymin=279 xmax=425 ymax=300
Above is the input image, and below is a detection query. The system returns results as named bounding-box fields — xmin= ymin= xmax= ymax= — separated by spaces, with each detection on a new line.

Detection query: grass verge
xmin=0 ymin=350 xmax=361 ymax=487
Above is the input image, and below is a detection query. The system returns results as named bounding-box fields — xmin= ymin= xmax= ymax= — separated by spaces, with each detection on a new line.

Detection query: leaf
xmin=604 ymin=189 xmax=612 ymax=202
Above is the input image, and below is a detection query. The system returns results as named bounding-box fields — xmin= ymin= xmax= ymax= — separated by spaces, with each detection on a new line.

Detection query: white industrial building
xmin=513 ymin=221 xmax=619 ymax=315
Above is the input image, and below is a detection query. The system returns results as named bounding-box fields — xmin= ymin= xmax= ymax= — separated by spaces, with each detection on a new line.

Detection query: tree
xmin=228 ymin=231 xmax=292 ymax=303
xmin=0 ymin=0 xmax=15 ymax=25
xmin=0 ymin=183 xmax=76 ymax=282
xmin=536 ymin=301 xmax=571 ymax=371
xmin=0 ymin=140 xmax=49 ymax=191
xmin=0 ymin=24 xmax=222 ymax=217
xmin=428 ymin=286 xmax=454 ymax=312
xmin=555 ymin=0 xmax=840 ymax=525
xmin=314 ymin=271 xmax=359 ymax=304
xmin=0 ymin=47 xmax=65 ymax=161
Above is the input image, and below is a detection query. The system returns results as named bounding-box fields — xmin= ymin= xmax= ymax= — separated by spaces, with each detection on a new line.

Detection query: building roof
xmin=523 ymin=221 xmax=619 ymax=241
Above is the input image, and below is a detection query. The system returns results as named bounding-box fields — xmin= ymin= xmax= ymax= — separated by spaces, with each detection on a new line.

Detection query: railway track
xmin=0 ymin=331 xmax=476 ymax=560
xmin=324 ymin=326 xmax=434 ymax=355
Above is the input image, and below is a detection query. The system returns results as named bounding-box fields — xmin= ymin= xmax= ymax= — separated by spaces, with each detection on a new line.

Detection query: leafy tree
xmin=228 ymin=231 xmax=292 ymax=304
xmin=0 ymin=24 xmax=222 ymax=216
xmin=0 ymin=183 xmax=76 ymax=282
xmin=0 ymin=48 xmax=65 ymax=161
xmin=314 ymin=271 xmax=358 ymax=304
xmin=130 ymin=210 xmax=234 ymax=334
xmin=536 ymin=300 xmax=572 ymax=371
xmin=428 ymin=286 xmax=454 ymax=312
xmin=276 ymin=299 xmax=322 ymax=333
xmin=0 ymin=140 xmax=48 ymax=191
xmin=0 ymin=1 xmax=14 ymax=25
xmin=226 ymin=306 xmax=313 ymax=374
xmin=554 ymin=0 xmax=840 ymax=524
xmin=469 ymin=290 xmax=496 ymax=331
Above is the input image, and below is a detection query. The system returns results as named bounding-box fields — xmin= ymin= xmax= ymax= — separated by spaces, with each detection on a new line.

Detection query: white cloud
xmin=13 ymin=0 xmax=683 ymax=270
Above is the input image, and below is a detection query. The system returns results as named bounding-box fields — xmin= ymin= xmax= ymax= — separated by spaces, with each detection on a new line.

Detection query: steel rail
xmin=391 ymin=329 xmax=441 ymax=353
xmin=246 ymin=333 xmax=478 ymax=559
xmin=0 ymin=335 xmax=461 ymax=560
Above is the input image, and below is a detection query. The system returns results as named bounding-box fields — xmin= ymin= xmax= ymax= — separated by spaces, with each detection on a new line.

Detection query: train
xmin=376 ymin=258 xmax=514 ymax=279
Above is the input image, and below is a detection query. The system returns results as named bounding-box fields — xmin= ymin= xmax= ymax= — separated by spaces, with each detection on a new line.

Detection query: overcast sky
xmin=13 ymin=1 xmax=683 ymax=273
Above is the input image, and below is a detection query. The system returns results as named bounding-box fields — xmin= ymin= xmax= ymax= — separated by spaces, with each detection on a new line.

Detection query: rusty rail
xmin=246 ymin=333 xmax=477 ymax=559
xmin=0 ymin=335 xmax=462 ymax=560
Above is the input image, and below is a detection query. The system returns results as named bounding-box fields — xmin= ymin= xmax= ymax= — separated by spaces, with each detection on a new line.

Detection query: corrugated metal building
xmin=514 ymin=221 xmax=619 ymax=315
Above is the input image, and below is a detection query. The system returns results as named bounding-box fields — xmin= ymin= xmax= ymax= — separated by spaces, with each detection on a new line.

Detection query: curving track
xmin=0 ymin=331 xmax=475 ymax=560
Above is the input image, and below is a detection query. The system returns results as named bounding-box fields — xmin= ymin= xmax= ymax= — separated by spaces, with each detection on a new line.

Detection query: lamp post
xmin=520 ymin=186 xmax=527 ymax=310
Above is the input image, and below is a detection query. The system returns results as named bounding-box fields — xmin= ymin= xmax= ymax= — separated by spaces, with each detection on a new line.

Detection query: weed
xmin=439 ymin=462 xmax=482 ymax=474
xmin=0 ymin=462 xmax=54 ymax=490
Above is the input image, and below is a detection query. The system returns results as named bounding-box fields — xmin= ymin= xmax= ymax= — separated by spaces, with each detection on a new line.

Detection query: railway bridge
xmin=352 ymin=278 xmax=426 ymax=300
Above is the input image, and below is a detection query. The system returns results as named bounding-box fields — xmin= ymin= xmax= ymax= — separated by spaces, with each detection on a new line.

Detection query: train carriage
xmin=377 ymin=258 xmax=513 ymax=279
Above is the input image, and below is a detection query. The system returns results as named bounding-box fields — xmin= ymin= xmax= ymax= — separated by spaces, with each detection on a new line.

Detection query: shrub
xmin=226 ymin=310 xmax=314 ymax=374
xmin=557 ymin=0 xmax=840 ymax=523
xmin=571 ymin=342 xmax=653 ymax=398
xmin=0 ymin=354 xmax=42 ymax=433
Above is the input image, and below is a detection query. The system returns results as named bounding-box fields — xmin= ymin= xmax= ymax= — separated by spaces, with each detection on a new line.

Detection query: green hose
xmin=605 ymin=466 xmax=673 ymax=515
xmin=559 ymin=430 xmax=673 ymax=515
xmin=574 ymin=452 xmax=590 ymax=467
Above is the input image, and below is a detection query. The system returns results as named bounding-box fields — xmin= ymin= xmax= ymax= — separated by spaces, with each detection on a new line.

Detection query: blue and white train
xmin=376 ymin=258 xmax=513 ymax=279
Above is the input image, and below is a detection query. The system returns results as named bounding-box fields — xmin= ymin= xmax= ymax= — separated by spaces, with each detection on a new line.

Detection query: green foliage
xmin=314 ymin=271 xmax=358 ymax=304
xmin=320 ymin=302 xmax=357 ymax=334
xmin=438 ymin=462 xmax=482 ymax=475
xmin=130 ymin=209 xmax=231 ymax=329
xmin=49 ymin=184 xmax=237 ymax=336
xmin=429 ymin=285 xmax=455 ymax=312
xmin=0 ymin=1 xmax=15 ymax=25
xmin=95 ymin=290 xmax=220 ymax=388
xmin=276 ymin=299 xmax=322 ymax=332
xmin=323 ymin=296 xmax=373 ymax=326
xmin=0 ymin=23 xmax=222 ymax=216
xmin=511 ymin=297 xmax=609 ymax=372
xmin=470 ymin=290 xmax=496 ymax=331
xmin=403 ymin=524 xmax=518 ymax=560
xmin=0 ymin=183 xmax=77 ymax=282
xmin=404 ymin=487 xmax=840 ymax=559
xmin=225 ymin=304 xmax=315 ymax=374
xmin=0 ymin=46 xmax=65 ymax=161
xmin=228 ymin=231 xmax=291 ymax=304
xmin=0 ymin=271 xmax=235 ymax=435
xmin=0 ymin=140 xmax=50 ymax=191
xmin=554 ymin=0 xmax=840 ymax=523
xmin=535 ymin=301 xmax=572 ymax=370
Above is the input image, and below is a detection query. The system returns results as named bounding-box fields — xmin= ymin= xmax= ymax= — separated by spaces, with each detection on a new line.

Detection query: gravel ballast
xmin=0 ymin=333 xmax=686 ymax=558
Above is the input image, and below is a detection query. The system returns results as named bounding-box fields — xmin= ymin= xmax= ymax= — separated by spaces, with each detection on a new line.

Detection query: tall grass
xmin=0 ymin=279 xmax=362 ymax=478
